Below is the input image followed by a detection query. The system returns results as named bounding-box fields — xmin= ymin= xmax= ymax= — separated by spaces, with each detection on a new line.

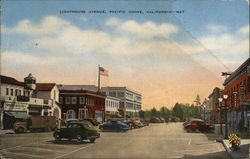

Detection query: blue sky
xmin=1 ymin=0 xmax=249 ymax=109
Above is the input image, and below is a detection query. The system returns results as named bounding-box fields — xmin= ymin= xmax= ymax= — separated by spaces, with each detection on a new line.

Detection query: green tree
xmin=151 ymin=107 xmax=157 ymax=117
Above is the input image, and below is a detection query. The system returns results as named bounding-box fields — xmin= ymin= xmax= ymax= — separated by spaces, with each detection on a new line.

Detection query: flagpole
xmin=98 ymin=64 xmax=100 ymax=92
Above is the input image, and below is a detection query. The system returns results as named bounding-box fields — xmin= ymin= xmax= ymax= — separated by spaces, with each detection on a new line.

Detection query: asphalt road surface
xmin=0 ymin=123 xmax=229 ymax=159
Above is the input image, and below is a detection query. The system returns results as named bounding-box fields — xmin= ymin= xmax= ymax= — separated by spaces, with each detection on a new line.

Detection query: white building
xmin=0 ymin=74 xmax=61 ymax=129
xmin=105 ymin=96 xmax=120 ymax=114
xmin=33 ymin=83 xmax=61 ymax=119
xmin=101 ymin=87 xmax=142 ymax=116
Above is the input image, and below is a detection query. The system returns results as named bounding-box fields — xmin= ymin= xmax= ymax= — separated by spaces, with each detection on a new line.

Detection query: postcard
xmin=0 ymin=0 xmax=249 ymax=158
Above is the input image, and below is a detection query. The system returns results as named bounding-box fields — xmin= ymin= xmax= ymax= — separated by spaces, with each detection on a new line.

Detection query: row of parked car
xmin=183 ymin=118 xmax=214 ymax=133
xmin=99 ymin=118 xmax=149 ymax=132
xmin=53 ymin=118 xmax=149 ymax=143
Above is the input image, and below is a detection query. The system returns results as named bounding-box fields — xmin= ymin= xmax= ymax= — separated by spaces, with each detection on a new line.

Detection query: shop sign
xmin=4 ymin=102 xmax=28 ymax=111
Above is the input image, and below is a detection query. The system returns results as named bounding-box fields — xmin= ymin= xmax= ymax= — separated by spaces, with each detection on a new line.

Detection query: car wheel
xmin=17 ymin=127 xmax=24 ymax=133
xmin=76 ymin=135 xmax=83 ymax=143
xmin=54 ymin=133 xmax=61 ymax=141
xmin=90 ymin=138 xmax=95 ymax=143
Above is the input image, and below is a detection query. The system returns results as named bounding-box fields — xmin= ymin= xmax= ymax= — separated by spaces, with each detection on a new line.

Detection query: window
xmin=19 ymin=90 xmax=21 ymax=96
xmin=66 ymin=97 xmax=71 ymax=104
xmin=6 ymin=88 xmax=9 ymax=95
xmin=80 ymin=97 xmax=85 ymax=104
xmin=71 ymin=97 xmax=77 ymax=104
xmin=10 ymin=89 xmax=13 ymax=96
xmin=15 ymin=89 xmax=18 ymax=96
xmin=79 ymin=109 xmax=84 ymax=119
xmin=117 ymin=92 xmax=125 ymax=97
xmin=126 ymin=93 xmax=133 ymax=99
xmin=66 ymin=110 xmax=76 ymax=119
xmin=109 ymin=92 xmax=116 ymax=97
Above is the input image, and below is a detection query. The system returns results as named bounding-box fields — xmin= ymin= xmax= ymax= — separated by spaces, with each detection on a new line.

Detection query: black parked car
xmin=99 ymin=120 xmax=129 ymax=132
xmin=54 ymin=121 xmax=100 ymax=143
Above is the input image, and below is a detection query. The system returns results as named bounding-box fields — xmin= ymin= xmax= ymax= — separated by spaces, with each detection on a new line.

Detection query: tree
xmin=160 ymin=107 xmax=170 ymax=120
xmin=194 ymin=94 xmax=201 ymax=106
xmin=151 ymin=107 xmax=157 ymax=117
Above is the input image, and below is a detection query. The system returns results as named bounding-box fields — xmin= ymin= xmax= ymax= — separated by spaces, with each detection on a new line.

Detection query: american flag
xmin=99 ymin=67 xmax=109 ymax=76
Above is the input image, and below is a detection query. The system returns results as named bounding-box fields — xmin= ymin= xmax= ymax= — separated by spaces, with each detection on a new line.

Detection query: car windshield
xmin=116 ymin=121 xmax=125 ymax=125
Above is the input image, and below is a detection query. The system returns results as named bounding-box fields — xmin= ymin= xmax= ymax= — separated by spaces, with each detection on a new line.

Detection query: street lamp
xmin=203 ymin=105 xmax=206 ymax=123
xmin=223 ymin=94 xmax=228 ymax=139
xmin=218 ymin=97 xmax=223 ymax=134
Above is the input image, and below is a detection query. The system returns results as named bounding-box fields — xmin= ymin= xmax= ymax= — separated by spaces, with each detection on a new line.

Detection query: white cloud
xmin=206 ymin=24 xmax=227 ymax=33
xmin=237 ymin=24 xmax=249 ymax=35
xmin=106 ymin=17 xmax=179 ymax=39
xmin=2 ymin=51 xmax=65 ymax=65
xmin=13 ymin=17 xmax=180 ymax=56
xmin=4 ymin=16 xmax=70 ymax=36
xmin=3 ymin=16 xmax=248 ymax=73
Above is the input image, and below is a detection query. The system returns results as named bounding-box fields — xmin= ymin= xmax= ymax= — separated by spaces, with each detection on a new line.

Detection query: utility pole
xmin=98 ymin=64 xmax=100 ymax=93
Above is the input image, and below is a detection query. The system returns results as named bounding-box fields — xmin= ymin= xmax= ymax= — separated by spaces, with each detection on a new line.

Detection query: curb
xmin=222 ymin=140 xmax=234 ymax=159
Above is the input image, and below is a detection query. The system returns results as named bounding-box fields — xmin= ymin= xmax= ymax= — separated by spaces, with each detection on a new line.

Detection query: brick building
xmin=58 ymin=89 xmax=105 ymax=122
xmin=223 ymin=58 xmax=250 ymax=133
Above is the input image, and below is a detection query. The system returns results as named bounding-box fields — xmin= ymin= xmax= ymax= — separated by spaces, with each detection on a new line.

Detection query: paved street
xmin=0 ymin=123 xmax=229 ymax=159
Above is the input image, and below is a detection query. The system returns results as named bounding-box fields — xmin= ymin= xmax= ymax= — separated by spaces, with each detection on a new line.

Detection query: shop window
xmin=66 ymin=110 xmax=76 ymax=119
xmin=79 ymin=108 xmax=88 ymax=119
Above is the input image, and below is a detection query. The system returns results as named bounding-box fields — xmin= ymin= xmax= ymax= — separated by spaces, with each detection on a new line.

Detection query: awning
xmin=4 ymin=111 xmax=28 ymax=119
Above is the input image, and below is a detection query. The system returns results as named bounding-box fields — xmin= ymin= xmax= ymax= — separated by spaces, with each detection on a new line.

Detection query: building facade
xmin=208 ymin=87 xmax=222 ymax=125
xmin=0 ymin=74 xmax=61 ymax=129
xmin=33 ymin=83 xmax=61 ymax=119
xmin=101 ymin=87 xmax=142 ymax=117
xmin=223 ymin=58 xmax=250 ymax=133
xmin=58 ymin=88 xmax=105 ymax=122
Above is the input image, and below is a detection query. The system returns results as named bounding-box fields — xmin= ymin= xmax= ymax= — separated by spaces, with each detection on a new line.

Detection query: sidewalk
xmin=222 ymin=139 xmax=250 ymax=159
xmin=0 ymin=129 xmax=15 ymax=135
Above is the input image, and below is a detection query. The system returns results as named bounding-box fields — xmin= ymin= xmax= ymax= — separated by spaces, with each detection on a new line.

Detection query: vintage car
xmin=139 ymin=118 xmax=149 ymax=126
xmin=99 ymin=120 xmax=129 ymax=132
xmin=53 ymin=121 xmax=100 ymax=143
xmin=184 ymin=120 xmax=214 ymax=133
xmin=131 ymin=119 xmax=144 ymax=128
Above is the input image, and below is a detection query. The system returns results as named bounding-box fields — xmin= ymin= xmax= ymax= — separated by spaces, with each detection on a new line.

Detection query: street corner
xmin=223 ymin=139 xmax=250 ymax=159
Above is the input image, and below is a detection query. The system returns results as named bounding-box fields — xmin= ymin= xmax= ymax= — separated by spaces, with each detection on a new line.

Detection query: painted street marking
xmin=0 ymin=139 xmax=51 ymax=151
xmin=20 ymin=145 xmax=64 ymax=153
xmin=1 ymin=151 xmax=51 ymax=159
xmin=53 ymin=144 xmax=93 ymax=159
xmin=188 ymin=139 xmax=191 ymax=145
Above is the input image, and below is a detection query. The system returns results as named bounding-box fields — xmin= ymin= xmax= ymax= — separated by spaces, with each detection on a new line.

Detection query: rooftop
xmin=0 ymin=75 xmax=25 ymax=87
xmin=36 ymin=83 xmax=56 ymax=91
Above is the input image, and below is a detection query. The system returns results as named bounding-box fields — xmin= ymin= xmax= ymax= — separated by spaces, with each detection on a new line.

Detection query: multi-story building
xmin=33 ymin=83 xmax=61 ymax=119
xmin=105 ymin=96 xmax=120 ymax=120
xmin=208 ymin=87 xmax=224 ymax=125
xmin=0 ymin=74 xmax=61 ymax=129
xmin=223 ymin=58 xmax=250 ymax=133
xmin=58 ymin=85 xmax=105 ymax=122
xmin=101 ymin=87 xmax=142 ymax=117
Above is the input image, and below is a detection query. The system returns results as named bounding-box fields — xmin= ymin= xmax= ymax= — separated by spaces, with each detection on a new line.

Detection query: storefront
xmin=2 ymin=101 xmax=28 ymax=129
